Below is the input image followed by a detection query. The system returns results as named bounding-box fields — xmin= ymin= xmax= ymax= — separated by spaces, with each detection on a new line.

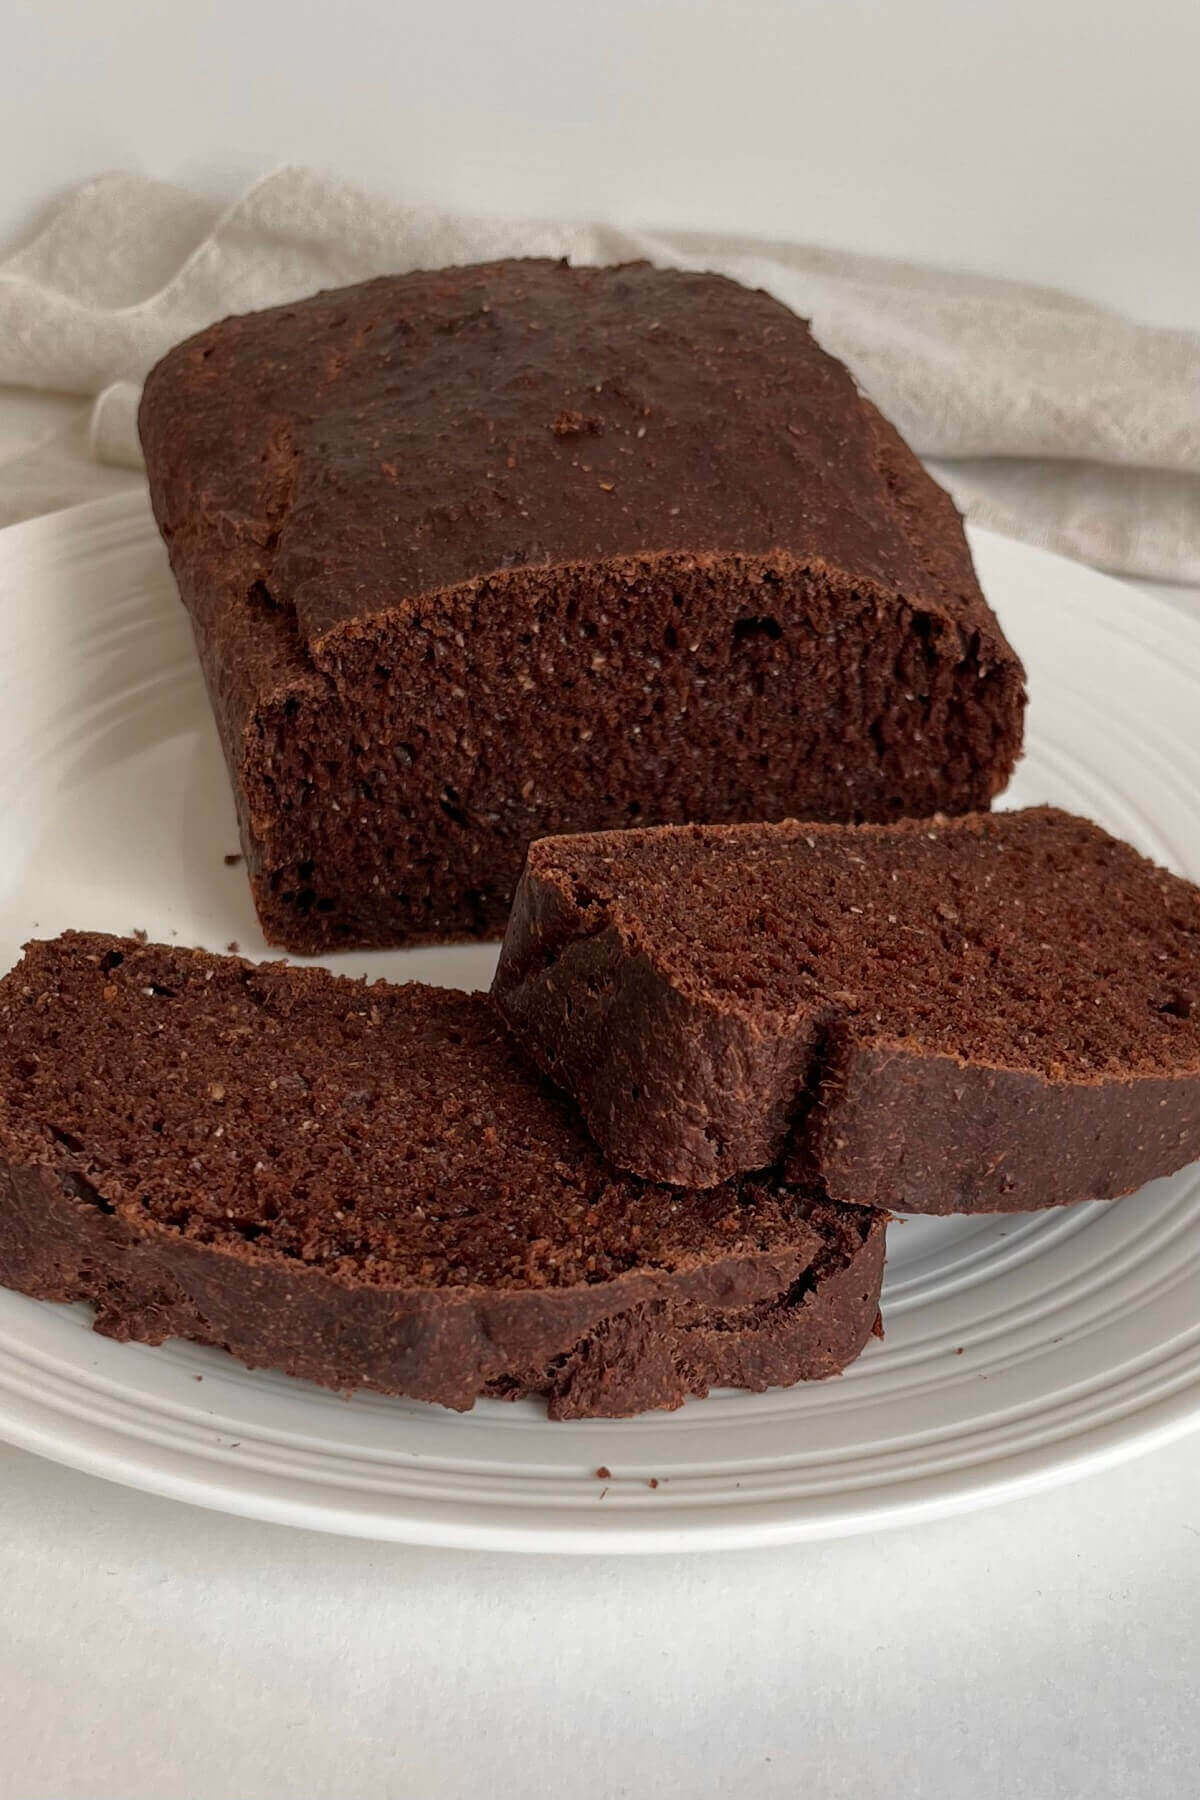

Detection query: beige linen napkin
xmin=1 ymin=167 xmax=1197 ymax=580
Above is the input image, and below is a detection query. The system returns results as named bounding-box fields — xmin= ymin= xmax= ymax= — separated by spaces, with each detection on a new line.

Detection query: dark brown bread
xmin=139 ymin=259 xmax=1025 ymax=952
xmin=492 ymin=807 xmax=1200 ymax=1213
xmin=0 ymin=934 xmax=884 ymax=1417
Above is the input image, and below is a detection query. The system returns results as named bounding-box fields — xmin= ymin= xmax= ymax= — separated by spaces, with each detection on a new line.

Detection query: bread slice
xmin=492 ymin=807 xmax=1200 ymax=1213
xmin=0 ymin=933 xmax=884 ymax=1418
xmin=139 ymin=258 xmax=1025 ymax=953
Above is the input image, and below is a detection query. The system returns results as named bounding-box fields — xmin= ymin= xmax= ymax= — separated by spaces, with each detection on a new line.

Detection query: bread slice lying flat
xmin=0 ymin=933 xmax=884 ymax=1418
xmin=493 ymin=807 xmax=1200 ymax=1213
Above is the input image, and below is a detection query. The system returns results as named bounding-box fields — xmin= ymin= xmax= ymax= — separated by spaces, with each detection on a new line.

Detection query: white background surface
xmin=3 ymin=1433 xmax=1197 ymax=1800
xmin=2 ymin=3 xmax=1199 ymax=1794
xmin=4 ymin=0 xmax=1200 ymax=327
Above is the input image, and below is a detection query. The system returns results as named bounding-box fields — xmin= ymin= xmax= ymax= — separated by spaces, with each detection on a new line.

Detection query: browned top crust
xmin=139 ymin=258 xmax=1010 ymax=663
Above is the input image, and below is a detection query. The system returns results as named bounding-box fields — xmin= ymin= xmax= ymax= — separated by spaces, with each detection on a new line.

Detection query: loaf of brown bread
xmin=492 ymin=807 xmax=1200 ymax=1213
xmin=0 ymin=934 xmax=884 ymax=1417
xmin=139 ymin=258 xmax=1025 ymax=952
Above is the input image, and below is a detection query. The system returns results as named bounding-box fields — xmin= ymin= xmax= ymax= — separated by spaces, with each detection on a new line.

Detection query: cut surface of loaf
xmin=492 ymin=808 xmax=1200 ymax=1212
xmin=0 ymin=934 xmax=884 ymax=1418
xmin=139 ymin=258 xmax=1025 ymax=952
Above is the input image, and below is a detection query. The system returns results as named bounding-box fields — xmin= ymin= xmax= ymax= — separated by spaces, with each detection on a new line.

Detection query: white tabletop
xmin=3 ymin=1425 xmax=1198 ymax=1798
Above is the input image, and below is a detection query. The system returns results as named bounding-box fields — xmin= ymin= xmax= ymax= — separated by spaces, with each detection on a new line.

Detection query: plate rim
xmin=0 ymin=490 xmax=1198 ymax=1552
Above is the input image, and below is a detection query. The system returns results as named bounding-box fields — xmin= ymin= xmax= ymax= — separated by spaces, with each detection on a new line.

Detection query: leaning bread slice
xmin=492 ymin=807 xmax=1200 ymax=1213
xmin=0 ymin=933 xmax=883 ymax=1419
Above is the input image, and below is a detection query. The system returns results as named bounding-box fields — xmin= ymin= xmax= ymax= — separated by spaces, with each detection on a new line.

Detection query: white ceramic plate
xmin=0 ymin=491 xmax=1197 ymax=1553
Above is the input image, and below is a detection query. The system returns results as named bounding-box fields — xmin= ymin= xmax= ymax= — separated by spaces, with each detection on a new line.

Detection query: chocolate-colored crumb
xmin=139 ymin=259 xmax=1024 ymax=953
xmin=223 ymin=854 xmax=242 ymax=867
xmin=0 ymin=933 xmax=885 ymax=1417
xmin=493 ymin=806 xmax=1200 ymax=1212
xmin=131 ymin=928 xmax=148 ymax=944
xmin=225 ymin=941 xmax=239 ymax=953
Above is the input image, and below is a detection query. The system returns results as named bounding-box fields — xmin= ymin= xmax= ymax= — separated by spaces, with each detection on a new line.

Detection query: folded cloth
xmin=1 ymin=166 xmax=1197 ymax=580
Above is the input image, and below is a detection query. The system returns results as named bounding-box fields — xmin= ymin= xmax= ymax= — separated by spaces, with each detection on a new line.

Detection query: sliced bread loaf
xmin=139 ymin=259 xmax=1025 ymax=951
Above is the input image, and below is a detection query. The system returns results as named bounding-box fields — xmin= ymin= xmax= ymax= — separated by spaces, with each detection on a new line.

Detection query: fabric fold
xmin=1 ymin=166 xmax=1197 ymax=578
